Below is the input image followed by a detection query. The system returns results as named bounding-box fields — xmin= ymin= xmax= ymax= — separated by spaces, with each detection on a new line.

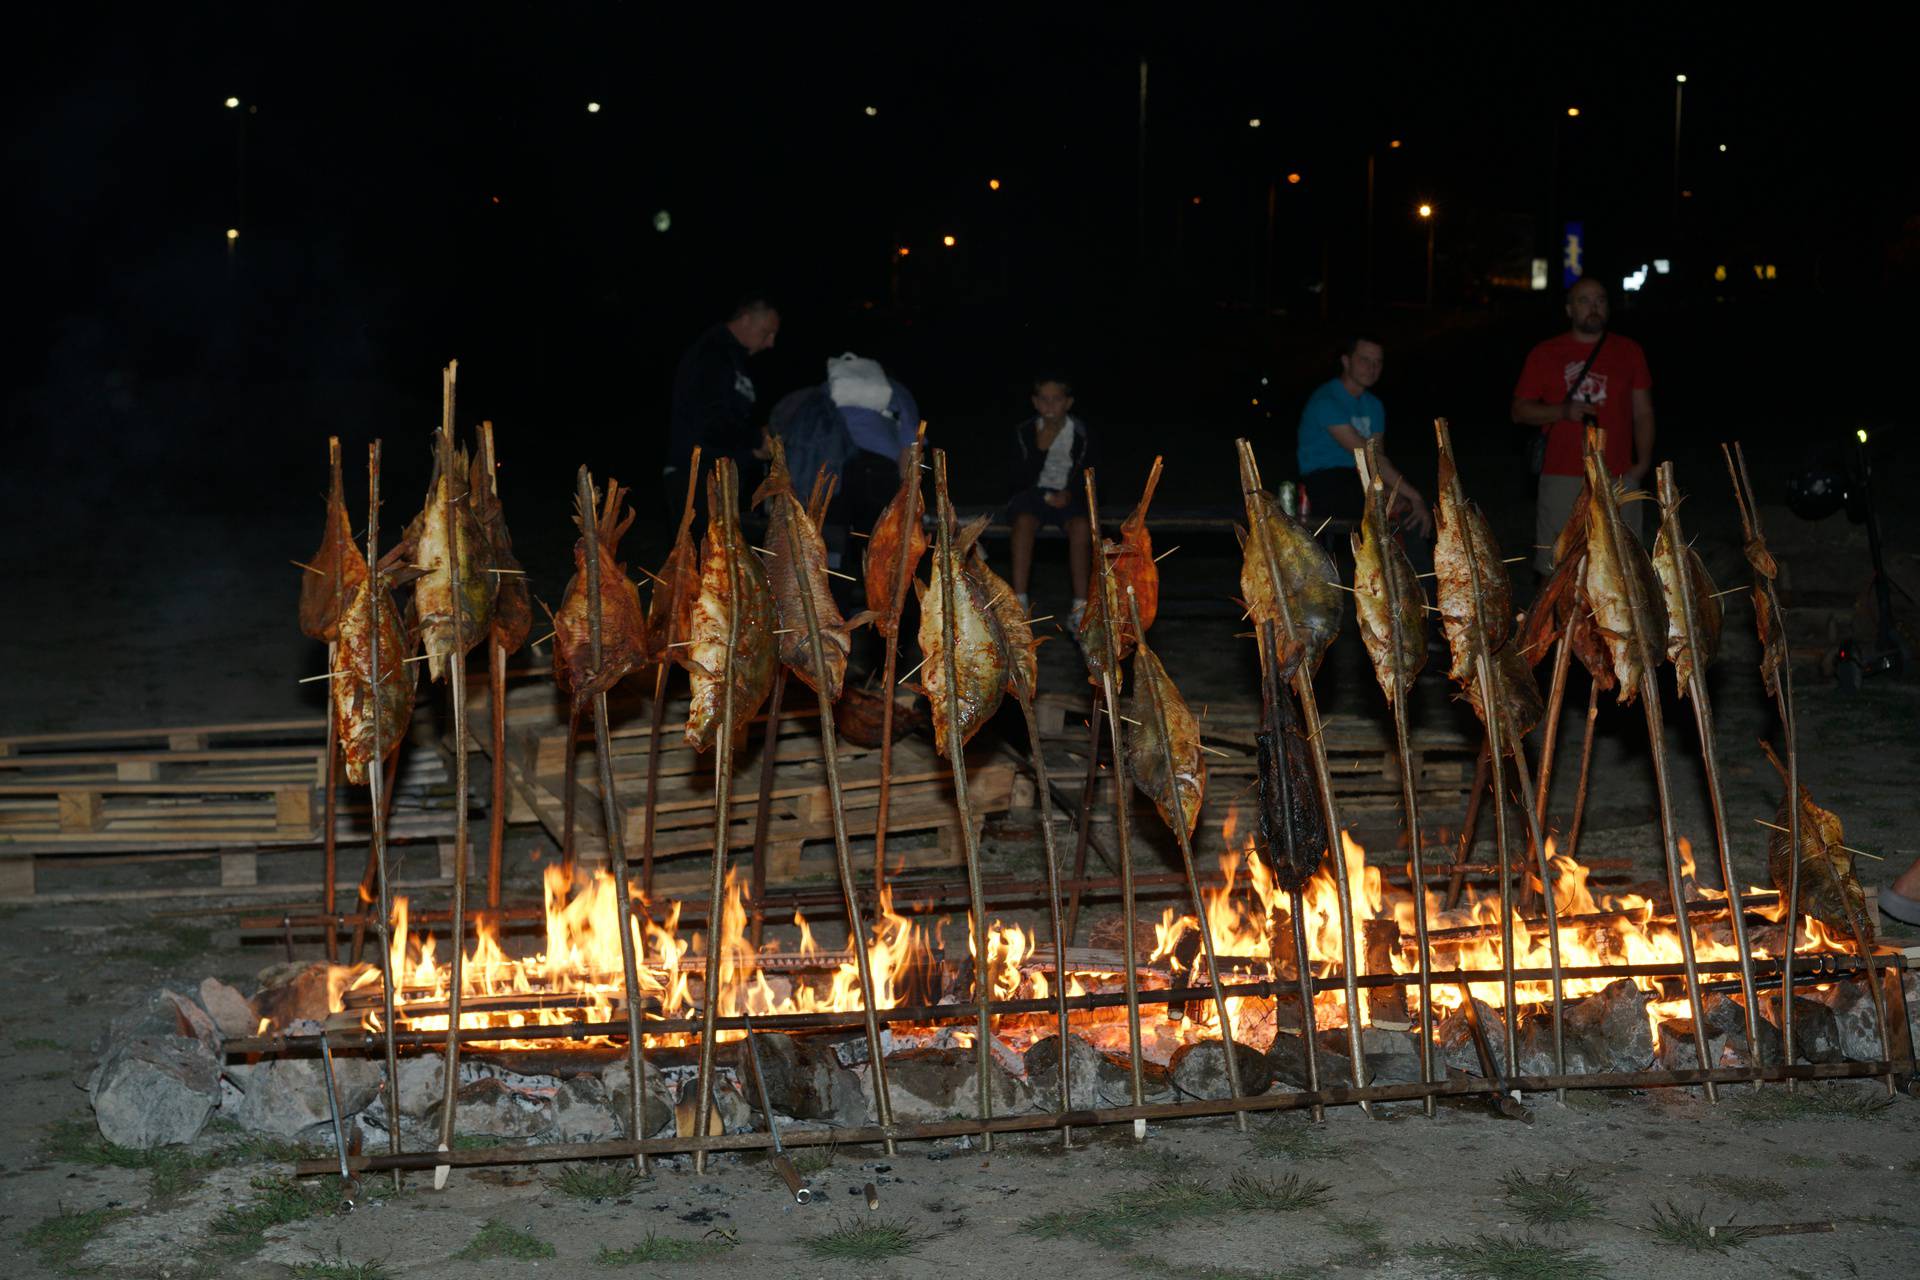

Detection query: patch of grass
xmin=24 ymin=1208 xmax=125 ymax=1273
xmin=1227 ymin=1172 xmax=1333 ymax=1213
xmin=790 ymin=1142 xmax=837 ymax=1175
xmin=1500 ymin=1170 xmax=1603 ymax=1228
xmin=287 ymin=1246 xmax=394 ymax=1280
xmin=1248 ymin=1117 xmax=1340 ymax=1161
xmin=457 ymin=1220 xmax=556 ymax=1261
xmin=1904 ymin=1157 xmax=1920 ymax=1176
xmin=1701 ymin=1173 xmax=1790 ymax=1203
xmin=596 ymin=1229 xmax=737 ymax=1265
xmin=1728 ymin=1084 xmax=1891 ymax=1124
xmin=1110 ymin=1143 xmax=1200 ymax=1175
xmin=1785 ymin=1153 xmax=1830 ymax=1169
xmin=1125 ymin=1258 xmax=1314 ymax=1280
xmin=1325 ymin=1214 xmax=1394 ymax=1266
xmin=41 ymin=1114 xmax=323 ymax=1198
xmin=14 ymin=1036 xmax=62 ymax=1051
xmin=209 ymin=1176 xmax=348 ymax=1257
xmin=803 ymin=1217 xmax=922 ymax=1262
xmin=1411 ymin=1232 xmax=1607 ymax=1279
xmin=1646 ymin=1202 xmax=1751 ymax=1254
xmin=546 ymin=1162 xmax=644 ymax=1199
xmin=114 ymin=923 xmax=214 ymax=968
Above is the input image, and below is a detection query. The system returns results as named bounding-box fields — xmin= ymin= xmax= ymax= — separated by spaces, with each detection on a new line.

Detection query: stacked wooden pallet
xmin=502 ymin=686 xmax=1017 ymax=892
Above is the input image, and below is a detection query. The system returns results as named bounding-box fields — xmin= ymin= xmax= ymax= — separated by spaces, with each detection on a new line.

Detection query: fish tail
xmin=749 ymin=438 xmax=793 ymax=510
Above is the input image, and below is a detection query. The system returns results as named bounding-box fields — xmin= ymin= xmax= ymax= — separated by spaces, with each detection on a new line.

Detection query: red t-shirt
xmin=1513 ymin=333 xmax=1651 ymax=477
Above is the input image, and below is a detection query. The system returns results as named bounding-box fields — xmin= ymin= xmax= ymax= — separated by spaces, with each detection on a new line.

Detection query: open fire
xmin=357 ymin=812 xmax=1853 ymax=1064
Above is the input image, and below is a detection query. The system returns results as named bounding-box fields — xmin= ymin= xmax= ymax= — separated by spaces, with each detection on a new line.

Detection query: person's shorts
xmin=1007 ymin=487 xmax=1081 ymax=529
xmin=1535 ymin=472 xmax=1646 ymax=573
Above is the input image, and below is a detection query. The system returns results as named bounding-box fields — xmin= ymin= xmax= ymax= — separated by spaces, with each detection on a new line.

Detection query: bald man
xmin=1512 ymin=278 xmax=1655 ymax=572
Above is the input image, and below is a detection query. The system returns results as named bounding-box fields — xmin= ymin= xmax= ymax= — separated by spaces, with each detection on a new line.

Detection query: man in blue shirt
xmin=1295 ymin=335 xmax=1430 ymax=536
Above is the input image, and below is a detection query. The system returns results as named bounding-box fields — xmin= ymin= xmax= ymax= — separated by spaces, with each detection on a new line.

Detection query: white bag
xmin=826 ymin=352 xmax=893 ymax=415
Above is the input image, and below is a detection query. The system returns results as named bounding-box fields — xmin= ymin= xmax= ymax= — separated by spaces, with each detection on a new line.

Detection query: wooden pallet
xmin=507 ymin=690 xmax=1017 ymax=885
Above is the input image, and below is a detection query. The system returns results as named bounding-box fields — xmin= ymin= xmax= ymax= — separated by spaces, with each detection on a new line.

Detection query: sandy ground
xmin=3 ymin=460 xmax=1918 ymax=1278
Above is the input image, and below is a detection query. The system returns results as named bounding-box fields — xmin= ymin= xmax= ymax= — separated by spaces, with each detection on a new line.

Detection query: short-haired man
xmin=667 ymin=296 xmax=781 ymax=515
xmin=1296 ymin=335 xmax=1431 ymax=536
xmin=1511 ymin=277 xmax=1654 ymax=572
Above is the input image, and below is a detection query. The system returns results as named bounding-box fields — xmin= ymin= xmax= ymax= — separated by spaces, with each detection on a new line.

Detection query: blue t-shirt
xmin=1296 ymin=378 xmax=1384 ymax=475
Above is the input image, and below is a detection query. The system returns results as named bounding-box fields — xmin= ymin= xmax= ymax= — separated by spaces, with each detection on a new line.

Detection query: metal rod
xmin=297 ymin=1056 xmax=1916 ymax=1176
xmin=364 ymin=442 xmax=404 ymax=1193
xmin=1062 ymin=690 xmax=1105 ymax=943
xmin=1009 ymin=671 xmax=1075 ymax=1145
xmin=318 ymin=1034 xmax=356 ymax=1200
xmin=933 ymin=451 xmax=995 ymax=1151
xmin=1657 ymin=464 xmax=1762 ymax=1077
xmin=435 ymin=370 xmax=473 ymax=1186
xmin=873 ymin=427 xmax=925 ymax=897
xmin=578 ymin=468 xmax=651 ymax=1173
xmin=748 ymin=667 xmax=786 ymax=950
xmin=1592 ymin=436 xmax=1713 ymax=1099
xmin=740 ymin=1009 xmax=811 ymax=1203
xmin=1126 ymin=586 xmax=1247 ymax=1129
xmin=1237 ymin=439 xmax=1371 ymax=1098
xmin=1085 ymin=469 xmax=1149 ymax=1134
xmin=777 ymin=479 xmax=897 ymax=1155
xmin=1442 ymin=746 xmax=1490 ymax=909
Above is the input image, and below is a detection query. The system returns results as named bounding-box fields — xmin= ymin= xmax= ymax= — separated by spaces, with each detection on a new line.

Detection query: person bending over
xmin=1006 ymin=374 xmax=1093 ymax=630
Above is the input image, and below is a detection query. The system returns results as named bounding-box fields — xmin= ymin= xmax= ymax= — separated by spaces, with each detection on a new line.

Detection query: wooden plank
xmin=274 ymin=788 xmax=315 ymax=836
xmin=220 ymin=850 xmax=259 ymax=886
xmin=0 ymin=781 xmax=314 ymax=796
xmin=0 ymin=746 xmax=325 ymax=772
xmin=57 ymin=792 xmax=106 ymax=833
xmin=0 ymin=719 xmax=323 ymax=752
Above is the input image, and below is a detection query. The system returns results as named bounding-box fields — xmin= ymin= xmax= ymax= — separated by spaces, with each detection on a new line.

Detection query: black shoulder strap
xmin=1564 ymin=331 xmax=1608 ymax=409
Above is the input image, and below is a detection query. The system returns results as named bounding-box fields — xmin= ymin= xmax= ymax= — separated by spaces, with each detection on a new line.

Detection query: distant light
xmin=1857 ymin=429 xmax=1870 ymax=444
xmin=1765 ymin=264 xmax=1777 ymax=279
xmin=225 ymin=228 xmax=239 ymax=241
xmin=1623 ymin=264 xmax=1649 ymax=292
xmin=1417 ymin=203 xmax=1432 ymax=219
xmin=1681 ymin=189 xmax=1694 ymax=198
xmin=1713 ymin=264 xmax=1727 ymax=282
xmin=1259 ymin=376 xmax=1269 ymax=385
xmin=652 ymin=210 xmax=671 ymax=233
xmin=490 ymin=195 xmax=501 ymax=204
xmin=864 ymin=105 xmax=878 ymax=117
xmin=942 ymin=234 xmax=956 ymax=247
xmin=586 ymin=101 xmax=601 ymax=113
xmin=1676 ymin=73 xmax=1688 ymax=84
xmin=1190 ymin=195 xmax=1202 ymax=205
xmin=1251 ymin=398 xmax=1260 ymax=407
xmin=1653 ymin=258 xmax=1671 ymax=274
xmin=897 ymin=246 xmax=910 ymax=257
xmin=988 ymin=178 xmax=1001 ymax=191
xmin=1718 ymin=143 xmax=1727 ymax=152
xmin=1247 ymin=117 xmax=1262 ymax=128
xmin=1286 ymin=172 xmax=1301 ymax=185
xmin=224 ymin=96 xmax=240 ymax=109
xmin=1388 ymin=139 xmax=1402 ymax=149
xmin=1530 ymin=258 xmax=1549 ymax=291
xmin=1566 ymin=106 xmax=1581 ymax=117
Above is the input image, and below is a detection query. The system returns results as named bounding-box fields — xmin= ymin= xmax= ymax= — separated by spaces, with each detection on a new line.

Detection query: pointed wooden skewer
xmin=642 ymin=450 xmax=701 ymax=898
xmin=1085 ymin=467 xmax=1149 ymax=1137
xmin=1125 ymin=585 xmax=1248 ymax=1130
xmin=1061 ymin=687 xmax=1106 ymax=946
xmin=478 ymin=421 xmax=511 ymax=913
xmin=1236 ymin=439 xmax=1372 ymax=1104
xmin=320 ymin=438 xmax=346 ymax=961
xmin=576 ymin=467 xmax=653 ymax=1173
xmin=873 ymin=425 xmax=926 ymax=897
xmin=1354 ymin=447 xmax=1436 ymax=1116
xmin=363 ymin=441 xmax=405 ymax=1194
xmin=435 ymin=365 xmax=475 ymax=1190
xmin=1656 ymin=463 xmax=1764 ymax=1080
xmin=775 ymin=470 xmax=897 ymax=1155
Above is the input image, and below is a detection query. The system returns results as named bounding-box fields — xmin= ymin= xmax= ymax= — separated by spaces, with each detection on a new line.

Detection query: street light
xmin=864 ymin=105 xmax=878 ymax=117
xmin=586 ymin=101 xmax=601 ymax=113
xmin=224 ymin=96 xmax=240 ymax=109
xmin=226 ymin=228 xmax=239 ymax=241
xmin=942 ymin=234 xmax=956 ymax=247
xmin=1247 ymin=117 xmax=1262 ymax=128
xmin=1566 ymin=106 xmax=1581 ymax=117
xmin=1286 ymin=172 xmax=1301 ymax=185
xmin=1417 ymin=204 xmax=1435 ymax=307
xmin=988 ymin=178 xmax=1001 ymax=191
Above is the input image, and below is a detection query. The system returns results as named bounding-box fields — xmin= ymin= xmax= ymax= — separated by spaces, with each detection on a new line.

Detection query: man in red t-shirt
xmin=1511 ymin=277 xmax=1656 ymax=572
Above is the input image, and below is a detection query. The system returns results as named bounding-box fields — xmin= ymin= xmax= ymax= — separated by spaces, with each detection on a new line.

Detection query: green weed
xmin=1728 ymin=1084 xmax=1891 ymax=1124
xmin=1022 ymin=1174 xmax=1332 ymax=1252
xmin=457 ymin=1220 xmax=555 ymax=1261
xmin=287 ymin=1245 xmax=393 ymax=1280
xmin=1700 ymin=1173 xmax=1789 ymax=1203
xmin=1646 ymin=1202 xmax=1752 ymax=1254
xmin=14 ymin=1036 xmax=61 ymax=1051
xmin=1500 ymin=1170 xmax=1603 ymax=1228
xmin=114 ymin=924 xmax=214 ymax=968
xmin=209 ymin=1176 xmax=348 ymax=1257
xmin=790 ymin=1142 xmax=838 ymax=1175
xmin=1227 ymin=1172 xmax=1333 ymax=1212
xmin=803 ymin=1217 xmax=922 ymax=1261
xmin=1247 ymin=1117 xmax=1341 ymax=1161
xmin=546 ymin=1162 xmax=644 ymax=1200
xmin=24 ymin=1208 xmax=125 ymax=1273
xmin=1411 ymin=1232 xmax=1607 ymax=1279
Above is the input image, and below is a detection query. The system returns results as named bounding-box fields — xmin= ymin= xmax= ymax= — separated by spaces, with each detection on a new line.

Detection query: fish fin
xmin=748 ymin=438 xmax=793 ymax=510
xmin=685 ymin=658 xmax=717 ymax=679
xmin=1233 ymin=523 xmax=1248 ymax=550
xmin=912 ymin=577 xmax=926 ymax=604
xmin=954 ymin=514 xmax=993 ymax=558
xmin=844 ymin=609 xmax=878 ymax=632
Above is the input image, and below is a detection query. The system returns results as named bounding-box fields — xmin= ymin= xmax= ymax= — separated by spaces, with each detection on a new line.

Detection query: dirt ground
xmin=3 ymin=463 xmax=1918 ymax=1278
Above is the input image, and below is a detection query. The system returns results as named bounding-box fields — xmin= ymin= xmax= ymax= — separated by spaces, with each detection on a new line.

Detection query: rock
xmin=101 ymin=988 xmax=217 ymax=1054
xmin=429 ymin=1076 xmax=552 ymax=1139
xmin=599 ymin=1057 xmax=676 ymax=1138
xmin=1168 ymin=1040 xmax=1273 ymax=1100
xmin=1563 ymin=980 xmax=1654 ymax=1073
xmin=221 ymin=1056 xmax=381 ymax=1137
xmin=1267 ymin=1031 xmax=1351 ymax=1090
xmin=1356 ymin=1026 xmax=1425 ymax=1083
xmin=867 ymin=1047 xmax=1033 ymax=1121
xmin=199 ymin=978 xmax=257 ymax=1039
xmin=251 ymin=962 xmax=367 ymax=1029
xmin=89 ymin=1035 xmax=220 ymax=1149
xmin=162 ymin=991 xmax=223 ymax=1056
xmin=1436 ymin=1000 xmax=1509 ymax=1077
xmin=674 ymin=1079 xmax=752 ymax=1136
xmin=550 ymin=1075 xmax=622 ymax=1143
xmin=1027 ymin=1034 xmax=1144 ymax=1109
xmin=1655 ymin=994 xmax=1782 ymax=1071
xmin=1816 ymin=981 xmax=1888 ymax=1062
xmin=1756 ymin=993 xmax=1844 ymax=1064
xmin=738 ymin=1032 xmax=867 ymax=1124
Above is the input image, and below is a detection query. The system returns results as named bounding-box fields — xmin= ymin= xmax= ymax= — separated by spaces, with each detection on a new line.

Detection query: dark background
xmin=6 ymin=3 xmax=1919 ymax=724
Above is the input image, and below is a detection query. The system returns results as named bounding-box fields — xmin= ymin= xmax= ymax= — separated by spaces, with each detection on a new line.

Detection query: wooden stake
xmin=579 ymin=467 xmax=651 ymax=1173
xmin=364 ymin=441 xmax=404 ymax=1193
xmin=873 ymin=425 xmax=925 ymax=896
xmin=643 ymin=451 xmax=702 ymax=898
xmin=1085 ymin=468 xmax=1149 ymax=1136
xmin=322 ymin=437 xmax=345 ymax=963
xmin=1061 ymin=688 xmax=1105 ymax=945
xmin=748 ymin=666 xmax=786 ymax=950
xmin=477 ymin=421 xmax=508 ymax=913
xmin=435 ymin=370 xmax=473 ymax=1189
xmin=1236 ymin=439 xmax=1371 ymax=1101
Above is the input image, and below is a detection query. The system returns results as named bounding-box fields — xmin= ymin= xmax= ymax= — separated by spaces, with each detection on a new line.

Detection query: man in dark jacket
xmin=666 ymin=297 xmax=780 ymax=519
xmin=1006 ymin=373 xmax=1093 ymax=628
